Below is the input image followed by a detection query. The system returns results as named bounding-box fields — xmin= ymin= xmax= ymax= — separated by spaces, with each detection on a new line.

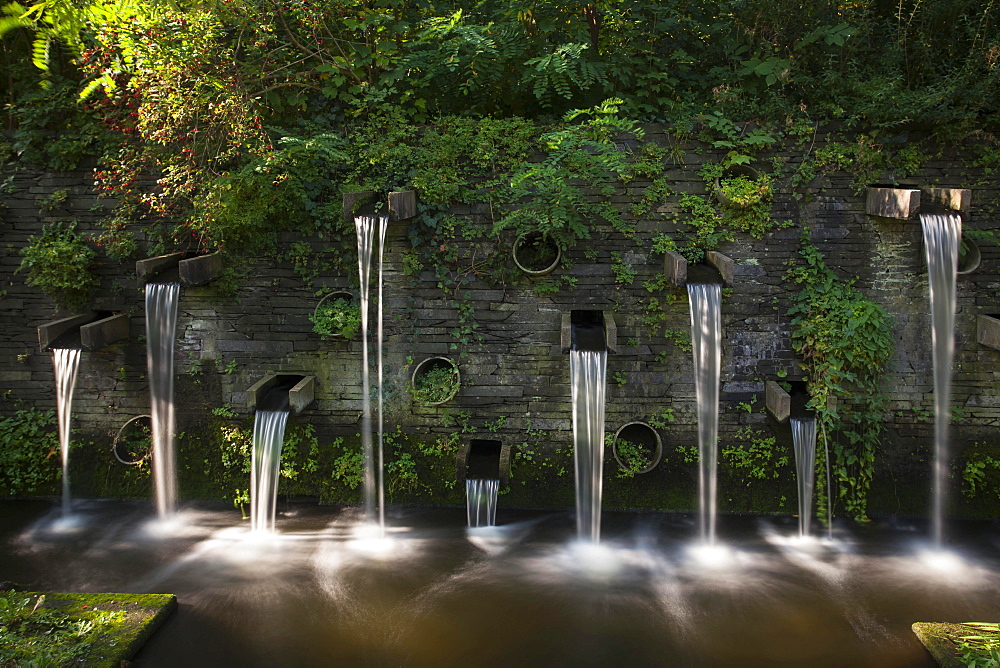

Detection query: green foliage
xmin=17 ymin=221 xmax=99 ymax=310
xmin=510 ymin=422 xmax=572 ymax=484
xmin=956 ymin=623 xmax=1000 ymax=667
xmin=960 ymin=443 xmax=1000 ymax=501
xmin=6 ymin=76 xmax=111 ymax=171
xmin=648 ymin=407 xmax=676 ymax=430
xmin=310 ymin=297 xmax=361 ymax=340
xmin=722 ymin=426 xmax=789 ymax=482
xmin=492 ymin=98 xmax=641 ymax=249
xmin=411 ymin=363 xmax=460 ymax=405
xmin=611 ymin=435 xmax=653 ymax=479
xmin=0 ymin=408 xmax=60 ymax=495
xmin=787 ymin=232 xmax=895 ymax=520
xmin=610 ymin=251 xmax=636 ymax=287
xmin=0 ymin=592 xmax=126 ymax=665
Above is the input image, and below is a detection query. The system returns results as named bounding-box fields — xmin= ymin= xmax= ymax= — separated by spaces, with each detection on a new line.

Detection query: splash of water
xmin=52 ymin=348 xmax=80 ymax=516
xmin=688 ymin=282 xmax=721 ymax=544
xmin=355 ymin=214 xmax=389 ymax=535
xmin=466 ymin=479 xmax=499 ymax=528
xmin=790 ymin=417 xmax=817 ymax=538
xmin=146 ymin=282 xmax=180 ymax=518
xmin=571 ymin=349 xmax=608 ymax=543
xmin=920 ymin=213 xmax=960 ymax=548
xmin=250 ymin=410 xmax=290 ymax=533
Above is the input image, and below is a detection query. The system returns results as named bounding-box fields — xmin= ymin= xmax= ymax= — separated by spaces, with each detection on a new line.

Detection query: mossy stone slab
xmin=19 ymin=591 xmax=177 ymax=667
xmin=912 ymin=621 xmax=990 ymax=667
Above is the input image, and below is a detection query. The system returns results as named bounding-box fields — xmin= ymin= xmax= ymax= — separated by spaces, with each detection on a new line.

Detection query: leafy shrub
xmin=411 ymin=363 xmax=460 ymax=405
xmin=18 ymin=222 xmax=99 ymax=311
xmin=310 ymin=297 xmax=361 ymax=339
xmin=0 ymin=409 xmax=60 ymax=496
xmin=614 ymin=437 xmax=654 ymax=478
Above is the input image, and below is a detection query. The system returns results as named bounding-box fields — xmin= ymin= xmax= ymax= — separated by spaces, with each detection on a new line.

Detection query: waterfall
xmin=688 ymin=282 xmax=722 ymax=544
xmin=466 ymin=479 xmax=499 ymax=528
xmin=355 ymin=214 xmax=389 ymax=534
xmin=571 ymin=349 xmax=608 ymax=543
xmin=52 ymin=348 xmax=80 ymax=516
xmin=921 ymin=213 xmax=961 ymax=548
xmin=250 ymin=410 xmax=290 ymax=533
xmin=790 ymin=417 xmax=817 ymax=538
xmin=146 ymin=282 xmax=180 ymax=518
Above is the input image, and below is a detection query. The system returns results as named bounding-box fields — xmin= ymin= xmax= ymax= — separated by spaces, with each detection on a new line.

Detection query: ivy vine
xmin=787 ymin=232 xmax=895 ymax=521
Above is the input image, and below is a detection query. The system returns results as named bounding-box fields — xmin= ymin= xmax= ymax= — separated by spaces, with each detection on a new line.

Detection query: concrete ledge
xmin=246 ymin=375 xmax=280 ymax=411
xmin=388 ymin=190 xmax=417 ymax=220
xmin=706 ymin=251 xmax=735 ymax=287
xmin=560 ymin=310 xmax=617 ymax=353
xmin=922 ymin=187 xmax=971 ymax=214
xmin=8 ymin=592 xmax=176 ymax=666
xmin=136 ymin=253 xmax=184 ymax=285
xmin=344 ymin=190 xmax=377 ymax=222
xmin=288 ymin=376 xmax=315 ymax=415
xmin=912 ymin=622 xmax=979 ymax=668
xmin=179 ymin=252 xmax=223 ymax=287
xmin=663 ymin=251 xmax=733 ymax=287
xmin=663 ymin=251 xmax=687 ymax=286
xmin=866 ymin=187 xmax=921 ymax=219
xmin=80 ymin=313 xmax=129 ymax=351
xmin=37 ymin=312 xmax=97 ymax=351
xmin=765 ymin=380 xmax=791 ymax=422
xmin=977 ymin=315 xmax=1000 ymax=350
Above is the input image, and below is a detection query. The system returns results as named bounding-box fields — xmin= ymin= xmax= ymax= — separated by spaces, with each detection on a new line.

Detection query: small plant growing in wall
xmin=18 ymin=222 xmax=99 ymax=311
xmin=610 ymin=435 xmax=654 ymax=479
xmin=411 ymin=358 xmax=460 ymax=405
xmin=311 ymin=296 xmax=361 ymax=339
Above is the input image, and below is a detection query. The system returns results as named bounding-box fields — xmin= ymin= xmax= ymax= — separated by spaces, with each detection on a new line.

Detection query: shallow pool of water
xmin=2 ymin=500 xmax=997 ymax=666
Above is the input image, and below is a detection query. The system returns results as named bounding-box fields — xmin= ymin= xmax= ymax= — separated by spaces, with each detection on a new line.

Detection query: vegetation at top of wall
xmin=17 ymin=221 xmax=99 ymax=311
xmin=1 ymin=0 xmax=996 ymax=288
xmin=0 ymin=408 xmax=60 ymax=496
xmin=786 ymin=232 xmax=895 ymax=521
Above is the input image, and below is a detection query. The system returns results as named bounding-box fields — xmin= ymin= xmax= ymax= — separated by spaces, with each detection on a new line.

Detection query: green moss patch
xmin=0 ymin=590 xmax=176 ymax=667
xmin=912 ymin=621 xmax=1000 ymax=667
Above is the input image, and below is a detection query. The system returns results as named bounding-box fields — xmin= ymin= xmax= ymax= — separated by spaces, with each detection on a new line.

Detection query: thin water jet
xmin=790 ymin=417 xmax=817 ymax=538
xmin=355 ymin=214 xmax=389 ymax=536
xmin=250 ymin=410 xmax=290 ymax=533
xmin=920 ymin=212 xmax=960 ymax=548
xmin=688 ymin=281 xmax=722 ymax=544
xmin=571 ymin=349 xmax=608 ymax=543
xmin=52 ymin=348 xmax=80 ymax=516
xmin=145 ymin=282 xmax=180 ymax=518
xmin=466 ymin=479 xmax=499 ymax=528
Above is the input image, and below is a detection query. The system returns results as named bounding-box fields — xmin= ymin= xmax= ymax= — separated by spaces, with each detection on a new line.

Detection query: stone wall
xmin=2 ymin=127 xmax=999 ymax=516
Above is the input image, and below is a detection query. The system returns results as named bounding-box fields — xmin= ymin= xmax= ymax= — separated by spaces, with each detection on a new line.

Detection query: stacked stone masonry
xmin=2 ymin=127 xmax=999 ymax=514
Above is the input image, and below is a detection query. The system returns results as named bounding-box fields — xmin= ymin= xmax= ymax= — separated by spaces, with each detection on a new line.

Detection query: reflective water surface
xmin=2 ymin=501 xmax=997 ymax=667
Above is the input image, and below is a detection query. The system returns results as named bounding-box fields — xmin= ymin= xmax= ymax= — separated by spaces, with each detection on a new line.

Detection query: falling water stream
xmin=570 ymin=349 xmax=608 ymax=543
xmin=466 ymin=479 xmax=499 ymax=528
xmin=688 ymin=282 xmax=722 ymax=544
xmin=146 ymin=282 xmax=180 ymax=518
xmin=52 ymin=348 xmax=80 ymax=516
xmin=355 ymin=214 xmax=389 ymax=536
xmin=250 ymin=410 xmax=290 ymax=533
xmin=790 ymin=417 xmax=817 ymax=538
xmin=921 ymin=213 xmax=961 ymax=548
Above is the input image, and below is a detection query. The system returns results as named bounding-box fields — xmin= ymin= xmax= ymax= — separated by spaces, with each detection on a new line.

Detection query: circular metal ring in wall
xmin=612 ymin=421 xmax=663 ymax=475
xmin=713 ymin=164 xmax=764 ymax=209
xmin=512 ymin=232 xmax=561 ymax=276
xmin=313 ymin=290 xmax=357 ymax=339
xmin=411 ymin=356 xmax=461 ymax=406
xmin=113 ymin=415 xmax=152 ymax=466
xmin=958 ymin=234 xmax=981 ymax=275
